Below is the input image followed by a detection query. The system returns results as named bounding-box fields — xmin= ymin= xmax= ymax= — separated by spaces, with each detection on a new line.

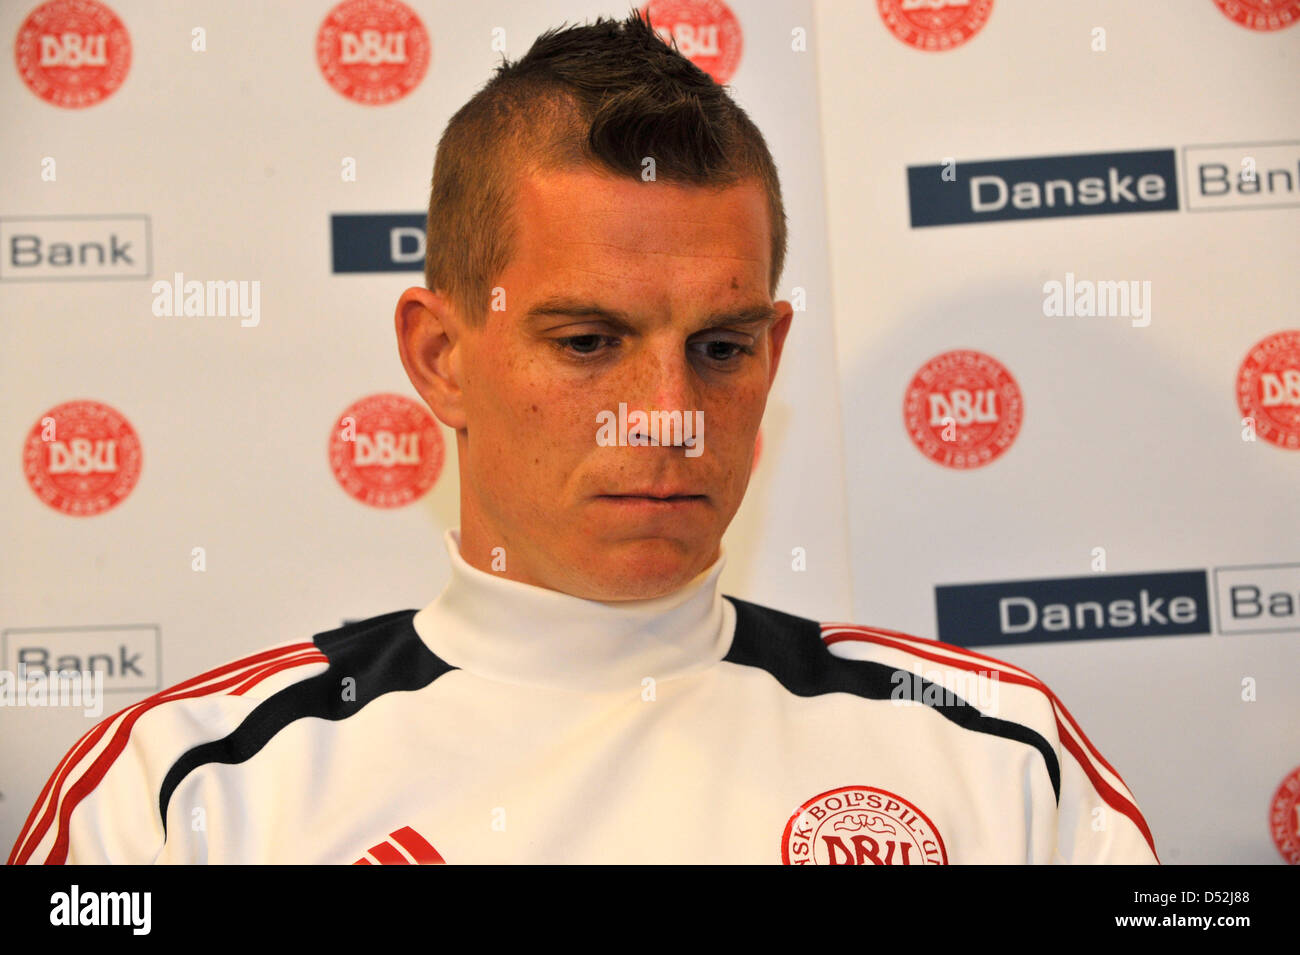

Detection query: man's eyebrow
xmin=524 ymin=296 xmax=779 ymax=333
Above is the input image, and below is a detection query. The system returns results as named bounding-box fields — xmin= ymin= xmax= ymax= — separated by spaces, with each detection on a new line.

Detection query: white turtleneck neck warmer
xmin=411 ymin=529 xmax=736 ymax=692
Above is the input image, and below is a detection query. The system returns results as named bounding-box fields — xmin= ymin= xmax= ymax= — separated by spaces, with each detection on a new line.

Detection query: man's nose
xmin=620 ymin=338 xmax=700 ymax=436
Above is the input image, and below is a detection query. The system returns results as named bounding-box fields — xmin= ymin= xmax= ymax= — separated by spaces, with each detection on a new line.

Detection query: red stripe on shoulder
xmin=836 ymin=625 xmax=1132 ymax=787
xmin=6 ymin=714 xmax=104 ymax=866
xmin=7 ymin=713 xmax=118 ymax=866
xmin=1055 ymin=714 xmax=1159 ymax=861
xmin=834 ymin=625 xmax=1147 ymax=829
xmin=821 ymin=623 xmax=1157 ymax=861
xmin=9 ymin=642 xmax=320 ymax=865
xmin=139 ymin=642 xmax=321 ymax=704
xmin=823 ymin=622 xmax=1036 ymax=680
xmin=821 ymin=625 xmax=1049 ymax=694
xmin=230 ymin=650 xmax=327 ymax=696
xmin=40 ymin=650 xmax=326 ymax=865
xmin=1044 ymin=688 xmax=1132 ymax=793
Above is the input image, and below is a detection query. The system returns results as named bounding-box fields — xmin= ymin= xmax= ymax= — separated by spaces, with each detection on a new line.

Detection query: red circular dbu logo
xmin=15 ymin=0 xmax=131 ymax=108
xmin=1212 ymin=0 xmax=1300 ymax=31
xmin=783 ymin=785 xmax=948 ymax=865
xmin=877 ymin=0 xmax=994 ymax=51
xmin=1270 ymin=766 xmax=1300 ymax=864
xmin=23 ymin=399 xmax=143 ymax=516
xmin=642 ymin=0 xmax=743 ymax=84
xmin=1237 ymin=330 xmax=1300 ymax=450
xmin=317 ymin=0 xmax=431 ymax=105
xmin=329 ymin=393 xmax=445 ymax=507
xmin=903 ymin=349 xmax=1023 ymax=469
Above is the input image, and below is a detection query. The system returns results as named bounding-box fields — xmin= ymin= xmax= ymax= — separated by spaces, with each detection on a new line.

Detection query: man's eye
xmin=556 ymin=334 xmax=617 ymax=357
xmin=694 ymin=340 xmax=754 ymax=363
xmin=553 ymin=335 xmax=754 ymax=363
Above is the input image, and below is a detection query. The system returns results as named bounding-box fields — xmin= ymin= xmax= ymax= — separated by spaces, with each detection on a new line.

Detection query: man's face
xmin=401 ymin=166 xmax=792 ymax=600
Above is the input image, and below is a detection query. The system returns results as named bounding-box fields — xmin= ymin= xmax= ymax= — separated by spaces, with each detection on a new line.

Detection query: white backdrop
xmin=816 ymin=0 xmax=1298 ymax=864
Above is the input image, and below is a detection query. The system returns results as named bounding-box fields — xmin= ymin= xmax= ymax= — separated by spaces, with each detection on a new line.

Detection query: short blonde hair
xmin=423 ymin=8 xmax=787 ymax=326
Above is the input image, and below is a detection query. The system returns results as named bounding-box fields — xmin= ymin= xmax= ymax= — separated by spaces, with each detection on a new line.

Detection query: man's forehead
xmin=508 ymin=168 xmax=770 ymax=302
xmin=515 ymin=166 xmax=769 ymax=244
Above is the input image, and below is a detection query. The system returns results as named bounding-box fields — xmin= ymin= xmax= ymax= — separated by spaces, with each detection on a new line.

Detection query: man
xmin=10 ymin=10 xmax=1156 ymax=865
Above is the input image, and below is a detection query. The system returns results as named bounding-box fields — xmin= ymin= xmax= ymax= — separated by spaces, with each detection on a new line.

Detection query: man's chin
xmin=563 ymin=536 xmax=718 ymax=602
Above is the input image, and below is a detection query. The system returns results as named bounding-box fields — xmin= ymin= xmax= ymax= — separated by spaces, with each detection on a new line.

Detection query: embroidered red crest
xmin=783 ymin=785 xmax=948 ymax=864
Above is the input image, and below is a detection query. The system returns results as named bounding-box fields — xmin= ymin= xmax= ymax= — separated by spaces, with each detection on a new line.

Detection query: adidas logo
xmin=352 ymin=826 xmax=445 ymax=865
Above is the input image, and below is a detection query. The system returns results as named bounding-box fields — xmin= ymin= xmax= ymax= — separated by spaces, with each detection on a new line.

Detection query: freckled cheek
xmin=704 ymin=388 xmax=763 ymax=442
xmin=509 ymin=378 xmax=594 ymax=465
xmin=469 ymin=354 xmax=536 ymax=469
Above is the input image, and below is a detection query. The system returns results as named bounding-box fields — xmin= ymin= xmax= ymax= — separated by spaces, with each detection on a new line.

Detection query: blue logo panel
xmin=935 ymin=570 xmax=1210 ymax=647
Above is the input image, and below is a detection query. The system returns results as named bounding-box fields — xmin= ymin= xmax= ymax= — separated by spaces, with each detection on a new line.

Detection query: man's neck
xmin=410 ymin=528 xmax=732 ymax=691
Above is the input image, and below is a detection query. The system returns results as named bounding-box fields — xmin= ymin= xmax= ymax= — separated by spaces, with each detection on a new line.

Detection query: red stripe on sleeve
xmin=827 ymin=624 xmax=1141 ymax=801
xmin=11 ymin=644 xmax=322 ymax=865
xmin=819 ymin=626 xmax=1158 ymax=860
xmin=1055 ymin=717 xmax=1160 ymax=862
xmin=230 ymin=651 xmax=327 ymax=696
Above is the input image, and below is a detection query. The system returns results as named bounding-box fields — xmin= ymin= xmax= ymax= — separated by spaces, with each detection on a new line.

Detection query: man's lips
xmin=595 ymin=493 xmax=709 ymax=506
xmin=600 ymin=493 xmax=707 ymax=501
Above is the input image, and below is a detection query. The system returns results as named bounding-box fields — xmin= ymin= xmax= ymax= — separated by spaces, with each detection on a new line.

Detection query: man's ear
xmin=766 ymin=301 xmax=795 ymax=389
xmin=395 ymin=286 xmax=467 ymax=430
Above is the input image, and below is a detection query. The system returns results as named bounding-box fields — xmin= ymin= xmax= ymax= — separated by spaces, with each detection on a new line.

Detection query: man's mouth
xmin=600 ymin=487 xmax=706 ymax=500
xmin=596 ymin=492 xmax=708 ymax=506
